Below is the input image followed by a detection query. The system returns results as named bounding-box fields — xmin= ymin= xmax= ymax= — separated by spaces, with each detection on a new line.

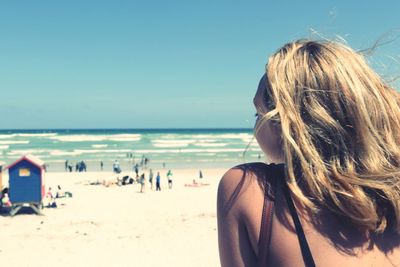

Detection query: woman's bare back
xmin=218 ymin=164 xmax=400 ymax=267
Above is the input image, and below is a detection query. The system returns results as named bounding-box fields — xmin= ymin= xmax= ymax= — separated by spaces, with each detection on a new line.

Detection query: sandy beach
xmin=0 ymin=168 xmax=225 ymax=267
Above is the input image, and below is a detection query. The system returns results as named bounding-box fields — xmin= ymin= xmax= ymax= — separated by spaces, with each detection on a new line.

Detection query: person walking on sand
xmin=140 ymin=173 xmax=145 ymax=193
xmin=167 ymin=169 xmax=173 ymax=189
xmin=149 ymin=169 xmax=154 ymax=190
xmin=100 ymin=160 xmax=103 ymax=171
xmin=156 ymin=172 xmax=161 ymax=191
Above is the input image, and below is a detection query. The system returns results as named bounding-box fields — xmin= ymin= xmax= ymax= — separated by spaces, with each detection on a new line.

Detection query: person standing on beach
xmin=100 ymin=160 xmax=103 ymax=171
xmin=113 ymin=160 xmax=121 ymax=173
xmin=149 ymin=169 xmax=154 ymax=190
xmin=140 ymin=173 xmax=145 ymax=193
xmin=156 ymin=172 xmax=161 ymax=191
xmin=65 ymin=160 xmax=69 ymax=172
xmin=167 ymin=169 xmax=173 ymax=189
xmin=134 ymin=163 xmax=139 ymax=178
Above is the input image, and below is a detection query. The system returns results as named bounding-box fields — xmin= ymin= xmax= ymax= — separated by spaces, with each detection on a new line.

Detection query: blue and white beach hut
xmin=6 ymin=154 xmax=45 ymax=216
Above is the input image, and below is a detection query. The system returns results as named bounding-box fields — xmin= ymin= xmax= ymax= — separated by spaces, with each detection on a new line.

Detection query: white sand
xmin=0 ymin=168 xmax=226 ymax=267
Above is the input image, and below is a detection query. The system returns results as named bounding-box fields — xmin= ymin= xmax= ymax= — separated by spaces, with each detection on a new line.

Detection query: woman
xmin=217 ymin=40 xmax=400 ymax=266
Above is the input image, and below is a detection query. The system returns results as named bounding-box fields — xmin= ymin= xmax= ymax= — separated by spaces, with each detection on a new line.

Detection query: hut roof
xmin=5 ymin=154 xmax=45 ymax=170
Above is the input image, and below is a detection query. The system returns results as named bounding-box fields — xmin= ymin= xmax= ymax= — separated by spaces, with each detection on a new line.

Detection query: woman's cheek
xmin=255 ymin=122 xmax=283 ymax=163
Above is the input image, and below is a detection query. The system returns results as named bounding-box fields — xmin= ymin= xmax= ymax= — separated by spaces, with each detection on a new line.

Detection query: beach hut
xmin=6 ymin=155 xmax=45 ymax=216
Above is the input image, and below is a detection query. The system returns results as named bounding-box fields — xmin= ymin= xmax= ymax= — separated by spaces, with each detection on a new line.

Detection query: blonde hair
xmin=259 ymin=39 xmax=400 ymax=234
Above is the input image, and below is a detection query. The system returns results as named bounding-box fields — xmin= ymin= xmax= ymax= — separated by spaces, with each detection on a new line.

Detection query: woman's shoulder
xmin=218 ymin=162 xmax=284 ymax=194
xmin=218 ymin=162 xmax=284 ymax=216
xmin=217 ymin=163 xmax=285 ymax=265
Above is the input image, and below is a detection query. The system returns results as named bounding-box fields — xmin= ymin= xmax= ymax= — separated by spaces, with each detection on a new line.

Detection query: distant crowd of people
xmin=64 ymin=155 xmax=207 ymax=194
xmin=64 ymin=160 xmax=87 ymax=172
xmin=65 ymin=154 xmax=153 ymax=173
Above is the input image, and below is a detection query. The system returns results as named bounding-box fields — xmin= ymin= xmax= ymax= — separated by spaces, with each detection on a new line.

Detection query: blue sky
xmin=0 ymin=0 xmax=399 ymax=129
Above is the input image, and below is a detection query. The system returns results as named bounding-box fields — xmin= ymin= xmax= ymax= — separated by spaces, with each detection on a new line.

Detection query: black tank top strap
xmin=257 ymin=185 xmax=274 ymax=267
xmin=257 ymin=163 xmax=283 ymax=267
xmin=282 ymin=179 xmax=316 ymax=267
xmin=258 ymin=163 xmax=316 ymax=267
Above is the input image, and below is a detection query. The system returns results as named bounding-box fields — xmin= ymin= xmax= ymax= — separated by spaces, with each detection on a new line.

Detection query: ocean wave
xmin=108 ymin=134 xmax=142 ymax=141
xmin=196 ymin=153 xmax=217 ymax=156
xmin=45 ymin=148 xmax=246 ymax=156
xmin=190 ymin=133 xmax=253 ymax=140
xmin=153 ymin=143 xmax=189 ymax=148
xmin=48 ymin=149 xmax=132 ymax=156
xmin=92 ymin=144 xmax=108 ymax=148
xmin=50 ymin=150 xmax=84 ymax=156
xmin=0 ymin=145 xmax=10 ymax=149
xmin=0 ymin=140 xmax=30 ymax=145
xmin=7 ymin=149 xmax=50 ymax=156
xmin=17 ymin=133 xmax=58 ymax=137
xmin=195 ymin=139 xmax=219 ymax=142
xmin=151 ymin=139 xmax=196 ymax=147
xmin=193 ymin=143 xmax=228 ymax=147
xmin=49 ymin=134 xmax=141 ymax=142
xmin=241 ymin=138 xmax=254 ymax=143
xmin=0 ymin=134 xmax=17 ymax=139
xmin=130 ymin=148 xmax=245 ymax=154
xmin=152 ymin=139 xmax=196 ymax=144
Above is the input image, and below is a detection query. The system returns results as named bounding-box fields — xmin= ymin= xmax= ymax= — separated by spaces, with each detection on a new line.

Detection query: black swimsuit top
xmin=258 ymin=163 xmax=316 ymax=267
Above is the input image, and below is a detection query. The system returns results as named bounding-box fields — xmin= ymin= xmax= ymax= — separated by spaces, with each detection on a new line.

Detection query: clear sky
xmin=0 ymin=0 xmax=399 ymax=129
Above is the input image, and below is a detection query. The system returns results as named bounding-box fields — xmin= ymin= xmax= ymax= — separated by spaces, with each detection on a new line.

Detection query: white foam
xmin=153 ymin=143 xmax=189 ymax=148
xmin=0 ymin=140 xmax=30 ymax=145
xmin=130 ymin=148 xmax=245 ymax=154
xmin=241 ymin=138 xmax=254 ymax=143
xmin=191 ymin=133 xmax=253 ymax=140
xmin=193 ymin=143 xmax=228 ymax=147
xmin=0 ymin=134 xmax=17 ymax=139
xmin=17 ymin=133 xmax=58 ymax=137
xmin=74 ymin=149 xmax=103 ymax=154
xmin=7 ymin=149 xmax=49 ymax=155
xmin=47 ymin=148 xmax=133 ymax=156
xmin=196 ymin=153 xmax=217 ymax=156
xmin=108 ymin=134 xmax=142 ymax=142
xmin=50 ymin=150 xmax=83 ymax=156
xmin=92 ymin=144 xmax=108 ymax=148
xmin=101 ymin=149 xmax=131 ymax=153
xmin=195 ymin=139 xmax=219 ymax=142
xmin=0 ymin=145 xmax=10 ymax=149
xmin=49 ymin=134 xmax=141 ymax=142
xmin=57 ymin=149 xmax=132 ymax=155
xmin=152 ymin=139 xmax=196 ymax=144
xmin=50 ymin=135 xmax=104 ymax=142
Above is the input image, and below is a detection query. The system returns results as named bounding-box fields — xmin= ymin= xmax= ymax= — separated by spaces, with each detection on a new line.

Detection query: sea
xmin=0 ymin=129 xmax=263 ymax=172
